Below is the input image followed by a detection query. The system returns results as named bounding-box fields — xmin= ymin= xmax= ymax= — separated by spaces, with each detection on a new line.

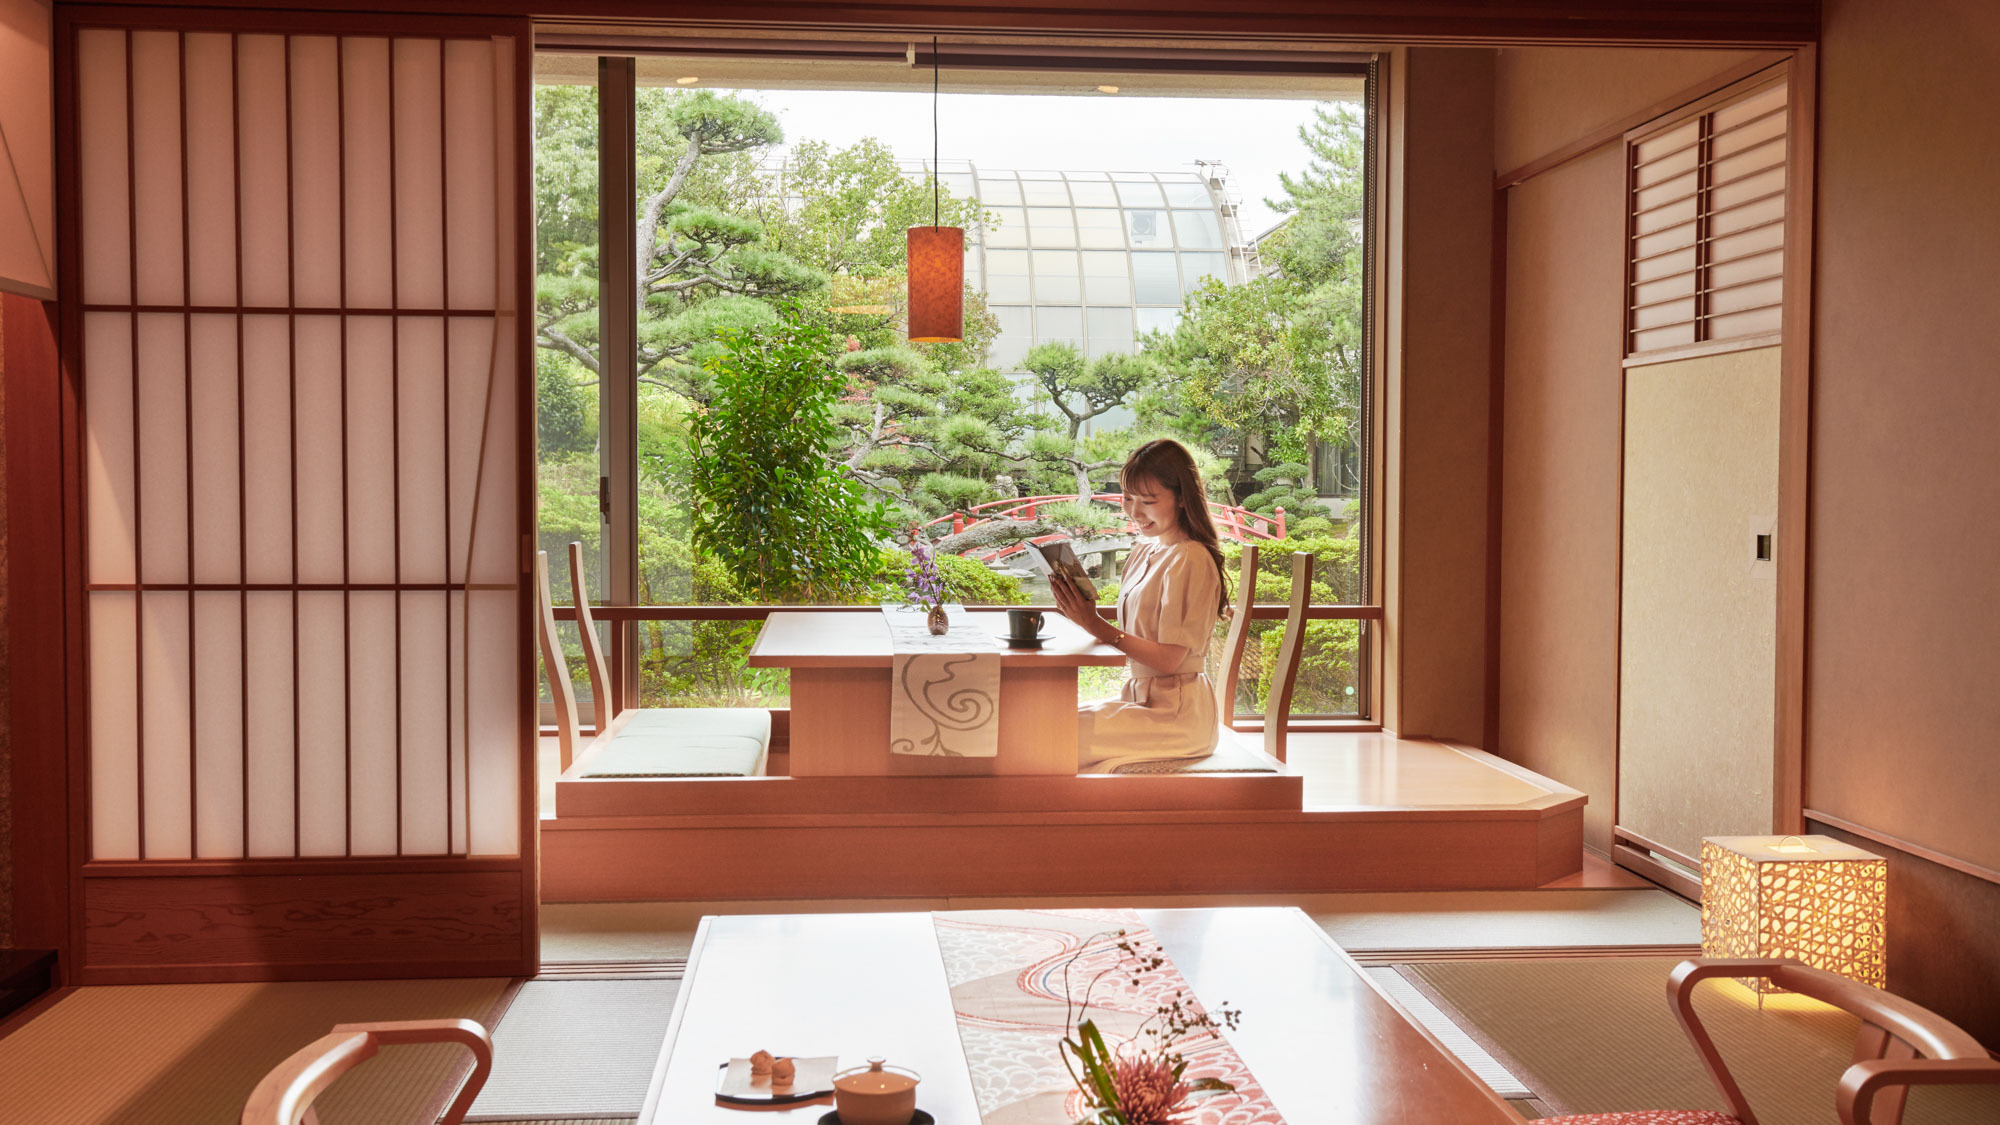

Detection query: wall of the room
xmin=1384 ymin=47 xmax=1494 ymax=745
xmin=1806 ymin=0 xmax=2000 ymax=1044
xmin=1489 ymin=46 xmax=1776 ymax=854
xmin=0 ymin=0 xmax=55 ymax=957
xmin=1491 ymin=1 xmax=2000 ymax=1044
xmin=1 ymin=297 xmax=12 ymax=949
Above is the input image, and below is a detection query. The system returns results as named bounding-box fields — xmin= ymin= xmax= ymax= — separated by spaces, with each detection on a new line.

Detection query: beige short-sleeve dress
xmin=1077 ymin=537 xmax=1223 ymax=772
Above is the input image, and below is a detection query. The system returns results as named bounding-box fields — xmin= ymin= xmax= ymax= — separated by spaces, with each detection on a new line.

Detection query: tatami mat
xmin=467 ymin=978 xmax=681 ymax=1121
xmin=464 ymin=1112 xmax=628 ymax=1120
xmin=0 ymin=977 xmax=513 ymax=1125
xmin=1401 ymin=957 xmax=2000 ymax=1125
xmin=1308 ymin=888 xmax=1699 ymax=952
xmin=540 ymin=899 xmax=950 ymax=963
xmin=541 ymin=888 xmax=1699 ymax=964
xmin=1364 ymin=966 xmax=1529 ymax=1096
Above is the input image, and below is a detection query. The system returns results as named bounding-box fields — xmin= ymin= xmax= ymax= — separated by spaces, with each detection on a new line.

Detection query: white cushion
xmin=577 ymin=708 xmax=770 ymax=778
xmin=1109 ymin=729 xmax=1284 ymax=774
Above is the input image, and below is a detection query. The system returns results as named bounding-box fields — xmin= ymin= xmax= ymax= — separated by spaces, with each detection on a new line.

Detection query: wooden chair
xmin=1114 ymin=549 xmax=1312 ymax=774
xmin=240 ymin=1018 xmax=492 ymax=1125
xmin=1255 ymin=550 xmax=1314 ymax=765
xmin=536 ymin=546 xmax=770 ymax=778
xmin=1211 ymin=543 xmax=1260 ymax=732
xmin=1537 ymin=958 xmax=2000 ymax=1125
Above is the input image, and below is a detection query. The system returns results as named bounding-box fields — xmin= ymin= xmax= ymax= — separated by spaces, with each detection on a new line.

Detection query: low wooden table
xmin=747 ymin=610 xmax=1124 ymax=776
xmin=637 ymin=907 xmax=1523 ymax=1124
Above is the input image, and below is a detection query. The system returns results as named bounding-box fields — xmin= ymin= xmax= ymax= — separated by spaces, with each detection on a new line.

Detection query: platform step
xmin=0 ymin=949 xmax=58 ymax=1024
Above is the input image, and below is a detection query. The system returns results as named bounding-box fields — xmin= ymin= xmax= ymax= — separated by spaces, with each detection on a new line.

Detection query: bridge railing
xmin=920 ymin=493 xmax=1287 ymax=544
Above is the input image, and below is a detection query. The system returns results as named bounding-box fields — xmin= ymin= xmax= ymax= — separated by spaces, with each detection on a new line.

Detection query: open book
xmin=1022 ymin=539 xmax=1097 ymax=602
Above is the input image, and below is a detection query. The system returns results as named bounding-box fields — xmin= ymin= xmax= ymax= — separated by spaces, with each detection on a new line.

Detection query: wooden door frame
xmin=25 ymin=4 xmax=541 ymax=982
xmin=1486 ymin=47 xmax=1816 ymax=895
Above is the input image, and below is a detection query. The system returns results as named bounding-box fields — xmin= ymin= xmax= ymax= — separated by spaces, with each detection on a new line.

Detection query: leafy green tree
xmin=1021 ymin=343 xmax=1160 ymax=440
xmin=1241 ymin=461 xmax=1333 ymax=535
xmin=835 ymin=345 xmax=1047 ymax=513
xmin=686 ymin=308 xmax=893 ymax=601
xmin=535 ymin=87 xmax=824 ymax=395
xmin=537 ymin=349 xmax=597 ymax=456
xmin=1142 ymin=100 xmax=1364 ymax=490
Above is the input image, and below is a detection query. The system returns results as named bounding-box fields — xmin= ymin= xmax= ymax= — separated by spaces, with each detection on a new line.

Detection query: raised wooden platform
xmin=540 ymin=733 xmax=1586 ymax=901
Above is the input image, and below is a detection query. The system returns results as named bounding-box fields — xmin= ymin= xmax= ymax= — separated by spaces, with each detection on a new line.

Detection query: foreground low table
xmin=637 ymin=907 xmax=1523 ymax=1124
xmin=748 ymin=610 xmax=1124 ymax=776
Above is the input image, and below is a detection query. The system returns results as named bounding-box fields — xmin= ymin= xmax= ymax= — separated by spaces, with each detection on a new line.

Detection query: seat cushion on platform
xmin=1538 ymin=1113 xmax=1743 ymax=1125
xmin=577 ymin=708 xmax=770 ymax=778
xmin=1536 ymin=1104 xmax=1744 ymax=1112
xmin=1108 ymin=730 xmax=1283 ymax=774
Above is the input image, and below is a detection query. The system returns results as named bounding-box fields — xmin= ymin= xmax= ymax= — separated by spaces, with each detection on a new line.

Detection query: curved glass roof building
xmin=929 ymin=162 xmax=1259 ymax=373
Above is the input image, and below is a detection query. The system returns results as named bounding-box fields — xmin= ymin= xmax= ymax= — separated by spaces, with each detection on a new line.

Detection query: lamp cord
xmin=932 ymin=35 xmax=940 ymax=228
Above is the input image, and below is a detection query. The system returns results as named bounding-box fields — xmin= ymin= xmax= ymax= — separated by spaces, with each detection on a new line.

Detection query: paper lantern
xmin=906 ymin=225 xmax=964 ymax=342
xmin=1701 ymin=835 xmax=1887 ymax=992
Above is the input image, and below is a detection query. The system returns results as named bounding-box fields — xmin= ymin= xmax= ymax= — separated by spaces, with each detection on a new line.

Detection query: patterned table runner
xmin=882 ymin=604 xmax=1004 ymax=758
xmin=932 ymin=908 xmax=1287 ymax=1124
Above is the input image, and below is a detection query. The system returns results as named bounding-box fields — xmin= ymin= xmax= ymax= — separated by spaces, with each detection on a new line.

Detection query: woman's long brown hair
xmin=1121 ymin=438 xmax=1230 ymax=615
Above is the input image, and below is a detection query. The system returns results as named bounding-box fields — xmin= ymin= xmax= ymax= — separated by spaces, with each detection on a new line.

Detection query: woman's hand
xmin=1048 ymin=575 xmax=1114 ymax=643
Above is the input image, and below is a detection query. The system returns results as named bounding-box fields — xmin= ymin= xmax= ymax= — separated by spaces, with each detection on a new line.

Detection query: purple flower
xmin=905 ymin=529 xmax=945 ymax=610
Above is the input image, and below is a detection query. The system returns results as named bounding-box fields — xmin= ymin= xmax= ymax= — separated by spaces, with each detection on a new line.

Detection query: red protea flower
xmin=1108 ymin=1055 xmax=1194 ymax=1125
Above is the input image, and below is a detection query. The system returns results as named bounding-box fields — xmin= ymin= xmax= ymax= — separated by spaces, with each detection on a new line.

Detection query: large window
xmin=533 ymin=51 xmax=1377 ymax=722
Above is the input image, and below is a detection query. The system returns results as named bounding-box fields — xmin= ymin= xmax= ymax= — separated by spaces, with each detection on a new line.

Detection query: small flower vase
xmin=926 ymin=604 xmax=949 ymax=635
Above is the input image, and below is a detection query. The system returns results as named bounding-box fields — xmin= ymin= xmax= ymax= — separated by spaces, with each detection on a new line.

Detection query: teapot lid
xmin=833 ymin=1057 xmax=920 ymax=1095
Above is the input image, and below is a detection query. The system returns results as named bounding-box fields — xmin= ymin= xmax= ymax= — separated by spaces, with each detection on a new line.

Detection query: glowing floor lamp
xmin=1701 ymin=834 xmax=1888 ymax=992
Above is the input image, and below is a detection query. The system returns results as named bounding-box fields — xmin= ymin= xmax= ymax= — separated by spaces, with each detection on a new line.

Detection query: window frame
xmin=535 ymin=45 xmax=1383 ymax=726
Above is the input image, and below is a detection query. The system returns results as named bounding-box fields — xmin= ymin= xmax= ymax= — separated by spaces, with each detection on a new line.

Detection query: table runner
xmin=883 ymin=604 xmax=1004 ymax=757
xmin=932 ymin=908 xmax=1287 ymax=1124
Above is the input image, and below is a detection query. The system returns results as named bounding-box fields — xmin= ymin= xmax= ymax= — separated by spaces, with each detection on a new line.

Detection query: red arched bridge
xmin=919 ymin=493 xmax=1287 ymax=566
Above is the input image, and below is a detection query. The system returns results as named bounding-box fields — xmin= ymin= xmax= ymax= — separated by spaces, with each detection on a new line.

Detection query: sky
xmin=737 ymin=89 xmax=1343 ymax=237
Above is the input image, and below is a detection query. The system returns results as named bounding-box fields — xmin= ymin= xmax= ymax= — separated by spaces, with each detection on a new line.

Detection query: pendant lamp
xmin=907 ymin=36 xmax=963 ymax=343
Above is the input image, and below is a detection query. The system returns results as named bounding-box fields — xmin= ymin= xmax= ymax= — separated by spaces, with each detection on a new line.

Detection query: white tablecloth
xmin=882 ymin=605 xmax=1004 ymax=757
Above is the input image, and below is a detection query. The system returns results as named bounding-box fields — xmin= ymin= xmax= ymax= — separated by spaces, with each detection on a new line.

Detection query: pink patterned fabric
xmin=933 ymin=908 xmax=1288 ymax=1124
xmin=1536 ymin=1104 xmax=1744 ymax=1112
xmin=1539 ymin=1113 xmax=1744 ymax=1124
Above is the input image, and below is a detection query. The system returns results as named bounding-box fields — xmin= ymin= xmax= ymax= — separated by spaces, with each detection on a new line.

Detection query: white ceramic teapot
xmin=830 ymin=1057 xmax=920 ymax=1125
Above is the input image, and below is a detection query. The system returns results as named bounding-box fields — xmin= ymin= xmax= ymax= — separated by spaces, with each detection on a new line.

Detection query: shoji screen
xmin=65 ymin=14 xmax=533 ymax=981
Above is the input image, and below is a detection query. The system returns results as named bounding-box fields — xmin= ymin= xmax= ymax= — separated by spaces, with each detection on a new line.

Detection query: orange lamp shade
xmin=906 ymin=225 xmax=964 ymax=342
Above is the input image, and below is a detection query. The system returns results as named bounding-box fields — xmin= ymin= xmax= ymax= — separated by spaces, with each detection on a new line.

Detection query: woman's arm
xmin=1048 ymin=572 xmax=1191 ymax=672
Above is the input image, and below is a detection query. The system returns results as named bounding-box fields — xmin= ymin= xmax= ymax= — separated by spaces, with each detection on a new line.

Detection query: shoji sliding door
xmin=61 ymin=11 xmax=534 ymax=982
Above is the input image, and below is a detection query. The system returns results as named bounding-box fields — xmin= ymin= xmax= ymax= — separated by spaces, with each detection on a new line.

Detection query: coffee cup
xmin=1006 ymin=608 xmax=1045 ymax=642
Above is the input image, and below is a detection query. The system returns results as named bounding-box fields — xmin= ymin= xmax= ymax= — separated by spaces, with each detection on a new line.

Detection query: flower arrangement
xmin=905 ymin=530 xmax=946 ymax=610
xmin=904 ymin=529 xmax=949 ymax=633
xmin=1060 ymin=931 xmax=1240 ymax=1125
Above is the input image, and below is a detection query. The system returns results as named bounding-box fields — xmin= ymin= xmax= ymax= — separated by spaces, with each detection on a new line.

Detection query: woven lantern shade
xmin=1701 ymin=834 xmax=1887 ymax=993
xmin=906 ymin=225 xmax=964 ymax=342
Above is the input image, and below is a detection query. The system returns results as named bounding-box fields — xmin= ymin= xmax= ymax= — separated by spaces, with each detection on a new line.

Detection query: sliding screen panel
xmin=66 ymin=12 xmax=533 ymax=981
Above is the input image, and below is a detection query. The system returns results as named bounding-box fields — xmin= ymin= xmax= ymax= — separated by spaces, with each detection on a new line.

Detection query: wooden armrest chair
xmin=240 ymin=1018 xmax=492 ymax=1125
xmin=537 ymin=545 xmax=769 ymax=778
xmin=1538 ymin=958 xmax=2000 ymax=1125
xmin=1210 ymin=547 xmax=1313 ymax=763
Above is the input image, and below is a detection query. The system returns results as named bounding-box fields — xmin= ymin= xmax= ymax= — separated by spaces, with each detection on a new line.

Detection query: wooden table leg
xmin=788 ymin=665 xmax=1080 ymax=776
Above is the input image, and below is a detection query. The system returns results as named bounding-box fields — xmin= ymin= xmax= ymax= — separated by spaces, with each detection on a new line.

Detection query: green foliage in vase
xmin=686 ymin=307 xmax=893 ymax=602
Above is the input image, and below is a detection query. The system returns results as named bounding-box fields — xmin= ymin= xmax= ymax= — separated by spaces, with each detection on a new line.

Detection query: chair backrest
xmin=241 ymin=1019 xmax=492 ymax=1125
xmin=1261 ymin=552 xmax=1314 ymax=763
xmin=567 ymin=542 xmax=616 ymax=730
xmin=1670 ymin=958 xmax=2000 ymax=1125
xmin=1212 ymin=544 xmax=1259 ymax=729
xmin=535 ymin=551 xmax=582 ymax=771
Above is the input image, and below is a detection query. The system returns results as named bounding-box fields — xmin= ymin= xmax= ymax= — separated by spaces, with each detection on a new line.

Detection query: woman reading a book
xmin=1049 ymin=438 xmax=1229 ymax=772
